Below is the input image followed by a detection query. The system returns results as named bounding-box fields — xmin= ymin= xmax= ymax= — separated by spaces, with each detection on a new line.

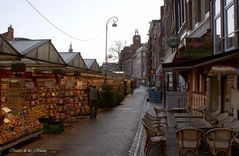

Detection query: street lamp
xmin=104 ymin=16 xmax=118 ymax=85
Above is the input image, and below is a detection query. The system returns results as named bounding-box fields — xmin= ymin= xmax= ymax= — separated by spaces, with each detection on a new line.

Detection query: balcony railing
xmin=165 ymin=91 xmax=208 ymax=116
xmin=186 ymin=93 xmax=208 ymax=116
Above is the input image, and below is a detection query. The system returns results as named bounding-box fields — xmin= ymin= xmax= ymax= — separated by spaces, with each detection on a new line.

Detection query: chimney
xmin=2 ymin=25 xmax=14 ymax=41
xmin=69 ymin=42 xmax=73 ymax=53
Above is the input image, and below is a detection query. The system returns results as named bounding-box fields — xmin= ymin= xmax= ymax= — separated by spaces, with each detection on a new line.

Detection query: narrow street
xmin=7 ymin=87 xmax=147 ymax=156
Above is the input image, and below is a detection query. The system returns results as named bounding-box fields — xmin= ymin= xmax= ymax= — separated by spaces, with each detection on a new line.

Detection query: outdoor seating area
xmin=173 ymin=108 xmax=239 ymax=155
xmin=176 ymin=128 xmax=203 ymax=156
xmin=142 ymin=112 xmax=167 ymax=156
xmin=142 ymin=105 xmax=239 ymax=156
xmin=205 ymin=128 xmax=236 ymax=156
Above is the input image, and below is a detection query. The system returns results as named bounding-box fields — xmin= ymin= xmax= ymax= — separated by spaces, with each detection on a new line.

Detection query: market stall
xmin=0 ymin=35 xmax=44 ymax=147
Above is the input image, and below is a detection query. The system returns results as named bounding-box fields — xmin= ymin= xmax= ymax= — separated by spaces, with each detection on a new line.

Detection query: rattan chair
xmin=153 ymin=107 xmax=168 ymax=127
xmin=218 ymin=116 xmax=235 ymax=127
xmin=176 ymin=128 xmax=203 ymax=156
xmin=142 ymin=116 xmax=162 ymax=132
xmin=142 ymin=118 xmax=167 ymax=156
xmin=205 ymin=110 xmax=220 ymax=121
xmin=205 ymin=128 xmax=236 ymax=156
xmin=227 ymin=120 xmax=239 ymax=145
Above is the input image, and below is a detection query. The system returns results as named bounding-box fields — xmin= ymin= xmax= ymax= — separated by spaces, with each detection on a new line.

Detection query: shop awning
xmin=59 ymin=52 xmax=87 ymax=69
xmin=162 ymin=48 xmax=239 ymax=72
xmin=84 ymin=59 xmax=100 ymax=72
xmin=10 ymin=39 xmax=66 ymax=65
xmin=0 ymin=35 xmax=21 ymax=61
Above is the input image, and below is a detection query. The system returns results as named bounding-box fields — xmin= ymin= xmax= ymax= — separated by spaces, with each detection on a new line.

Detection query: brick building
xmin=121 ymin=30 xmax=142 ymax=76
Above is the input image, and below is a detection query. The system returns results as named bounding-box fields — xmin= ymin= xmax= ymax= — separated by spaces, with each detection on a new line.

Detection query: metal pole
xmin=104 ymin=16 xmax=118 ymax=85
xmin=105 ymin=23 xmax=108 ymax=65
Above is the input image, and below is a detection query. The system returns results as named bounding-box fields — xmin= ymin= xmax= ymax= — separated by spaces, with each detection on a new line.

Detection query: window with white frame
xmin=213 ymin=0 xmax=239 ymax=53
xmin=225 ymin=1 xmax=235 ymax=50
xmin=214 ymin=0 xmax=222 ymax=53
xmin=178 ymin=0 xmax=186 ymax=28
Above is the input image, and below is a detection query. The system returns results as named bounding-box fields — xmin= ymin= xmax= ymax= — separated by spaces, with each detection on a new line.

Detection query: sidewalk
xmin=132 ymin=100 xmax=179 ymax=156
xmin=6 ymin=87 xmax=147 ymax=156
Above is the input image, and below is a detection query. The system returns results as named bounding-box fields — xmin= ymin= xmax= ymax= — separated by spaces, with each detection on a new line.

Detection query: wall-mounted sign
xmin=167 ymin=35 xmax=180 ymax=48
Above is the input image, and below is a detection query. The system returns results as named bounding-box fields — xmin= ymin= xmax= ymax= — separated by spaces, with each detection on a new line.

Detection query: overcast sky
xmin=1 ymin=0 xmax=164 ymax=65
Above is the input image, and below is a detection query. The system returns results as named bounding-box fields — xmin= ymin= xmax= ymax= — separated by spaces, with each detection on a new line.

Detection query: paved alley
xmin=6 ymin=87 xmax=147 ymax=156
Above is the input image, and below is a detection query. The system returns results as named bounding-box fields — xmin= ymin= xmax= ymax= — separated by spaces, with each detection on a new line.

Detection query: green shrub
xmin=99 ymin=84 xmax=125 ymax=108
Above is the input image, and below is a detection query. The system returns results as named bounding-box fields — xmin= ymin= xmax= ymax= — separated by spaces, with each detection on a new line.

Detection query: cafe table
xmin=174 ymin=112 xmax=202 ymax=118
xmin=176 ymin=117 xmax=207 ymax=123
xmin=176 ymin=118 xmax=213 ymax=130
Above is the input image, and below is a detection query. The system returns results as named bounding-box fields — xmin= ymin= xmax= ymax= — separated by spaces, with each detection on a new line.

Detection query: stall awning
xmin=0 ymin=35 xmax=21 ymax=61
xmin=162 ymin=48 xmax=239 ymax=72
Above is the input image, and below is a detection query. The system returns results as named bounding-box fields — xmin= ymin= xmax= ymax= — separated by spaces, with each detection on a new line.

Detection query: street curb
xmin=129 ymin=94 xmax=148 ymax=156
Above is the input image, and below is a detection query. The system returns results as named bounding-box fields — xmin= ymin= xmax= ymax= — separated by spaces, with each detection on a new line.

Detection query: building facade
xmin=131 ymin=44 xmax=147 ymax=84
xmin=147 ymin=20 xmax=161 ymax=87
xmin=161 ymin=0 xmax=239 ymax=119
xmin=121 ymin=30 xmax=142 ymax=76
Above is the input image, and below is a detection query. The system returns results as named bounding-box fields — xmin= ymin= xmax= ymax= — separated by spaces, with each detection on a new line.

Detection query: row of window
xmin=177 ymin=0 xmax=210 ymax=31
xmin=214 ymin=0 xmax=239 ymax=53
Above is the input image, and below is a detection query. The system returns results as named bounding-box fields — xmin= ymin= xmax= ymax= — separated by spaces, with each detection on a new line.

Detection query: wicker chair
xmin=218 ymin=116 xmax=235 ymax=127
xmin=176 ymin=128 xmax=203 ymax=156
xmin=142 ymin=116 xmax=163 ymax=132
xmin=205 ymin=128 xmax=236 ymax=156
xmin=153 ymin=107 xmax=168 ymax=127
xmin=142 ymin=118 xmax=167 ymax=156
xmin=227 ymin=120 xmax=239 ymax=145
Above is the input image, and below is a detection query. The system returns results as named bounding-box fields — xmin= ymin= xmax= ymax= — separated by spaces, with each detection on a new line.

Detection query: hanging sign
xmin=167 ymin=35 xmax=180 ymax=48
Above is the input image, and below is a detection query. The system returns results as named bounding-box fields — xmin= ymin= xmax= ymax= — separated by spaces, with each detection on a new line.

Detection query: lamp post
xmin=104 ymin=16 xmax=118 ymax=85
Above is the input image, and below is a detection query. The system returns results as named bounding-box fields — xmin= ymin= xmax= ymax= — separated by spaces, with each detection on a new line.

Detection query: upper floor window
xmin=214 ymin=0 xmax=222 ymax=53
xmin=226 ymin=0 xmax=233 ymax=5
xmin=177 ymin=0 xmax=186 ymax=28
xmin=225 ymin=4 xmax=235 ymax=50
xmin=215 ymin=17 xmax=222 ymax=52
xmin=213 ymin=0 xmax=239 ymax=53
xmin=215 ymin=0 xmax=221 ymax=15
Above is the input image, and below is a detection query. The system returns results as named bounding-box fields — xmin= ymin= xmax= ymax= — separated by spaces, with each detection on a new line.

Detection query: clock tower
xmin=133 ymin=29 xmax=141 ymax=50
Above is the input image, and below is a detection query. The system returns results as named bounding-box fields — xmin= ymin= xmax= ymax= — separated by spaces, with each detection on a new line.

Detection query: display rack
xmin=0 ymin=79 xmax=43 ymax=146
xmin=0 ymin=129 xmax=43 ymax=152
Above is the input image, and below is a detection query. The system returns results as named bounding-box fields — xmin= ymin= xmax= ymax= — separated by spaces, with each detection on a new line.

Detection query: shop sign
xmin=179 ymin=49 xmax=212 ymax=58
xmin=177 ymin=37 xmax=212 ymax=60
xmin=186 ymin=38 xmax=211 ymax=49
xmin=167 ymin=35 xmax=180 ymax=48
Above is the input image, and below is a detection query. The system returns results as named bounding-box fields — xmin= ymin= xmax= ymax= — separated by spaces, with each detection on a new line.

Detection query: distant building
xmin=120 ymin=29 xmax=142 ymax=76
xmin=84 ymin=59 xmax=100 ymax=72
xmin=59 ymin=44 xmax=87 ymax=70
xmin=147 ymin=20 xmax=162 ymax=87
xmin=2 ymin=25 xmax=14 ymax=41
xmin=101 ymin=62 xmax=120 ymax=73
xmin=131 ymin=44 xmax=147 ymax=81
